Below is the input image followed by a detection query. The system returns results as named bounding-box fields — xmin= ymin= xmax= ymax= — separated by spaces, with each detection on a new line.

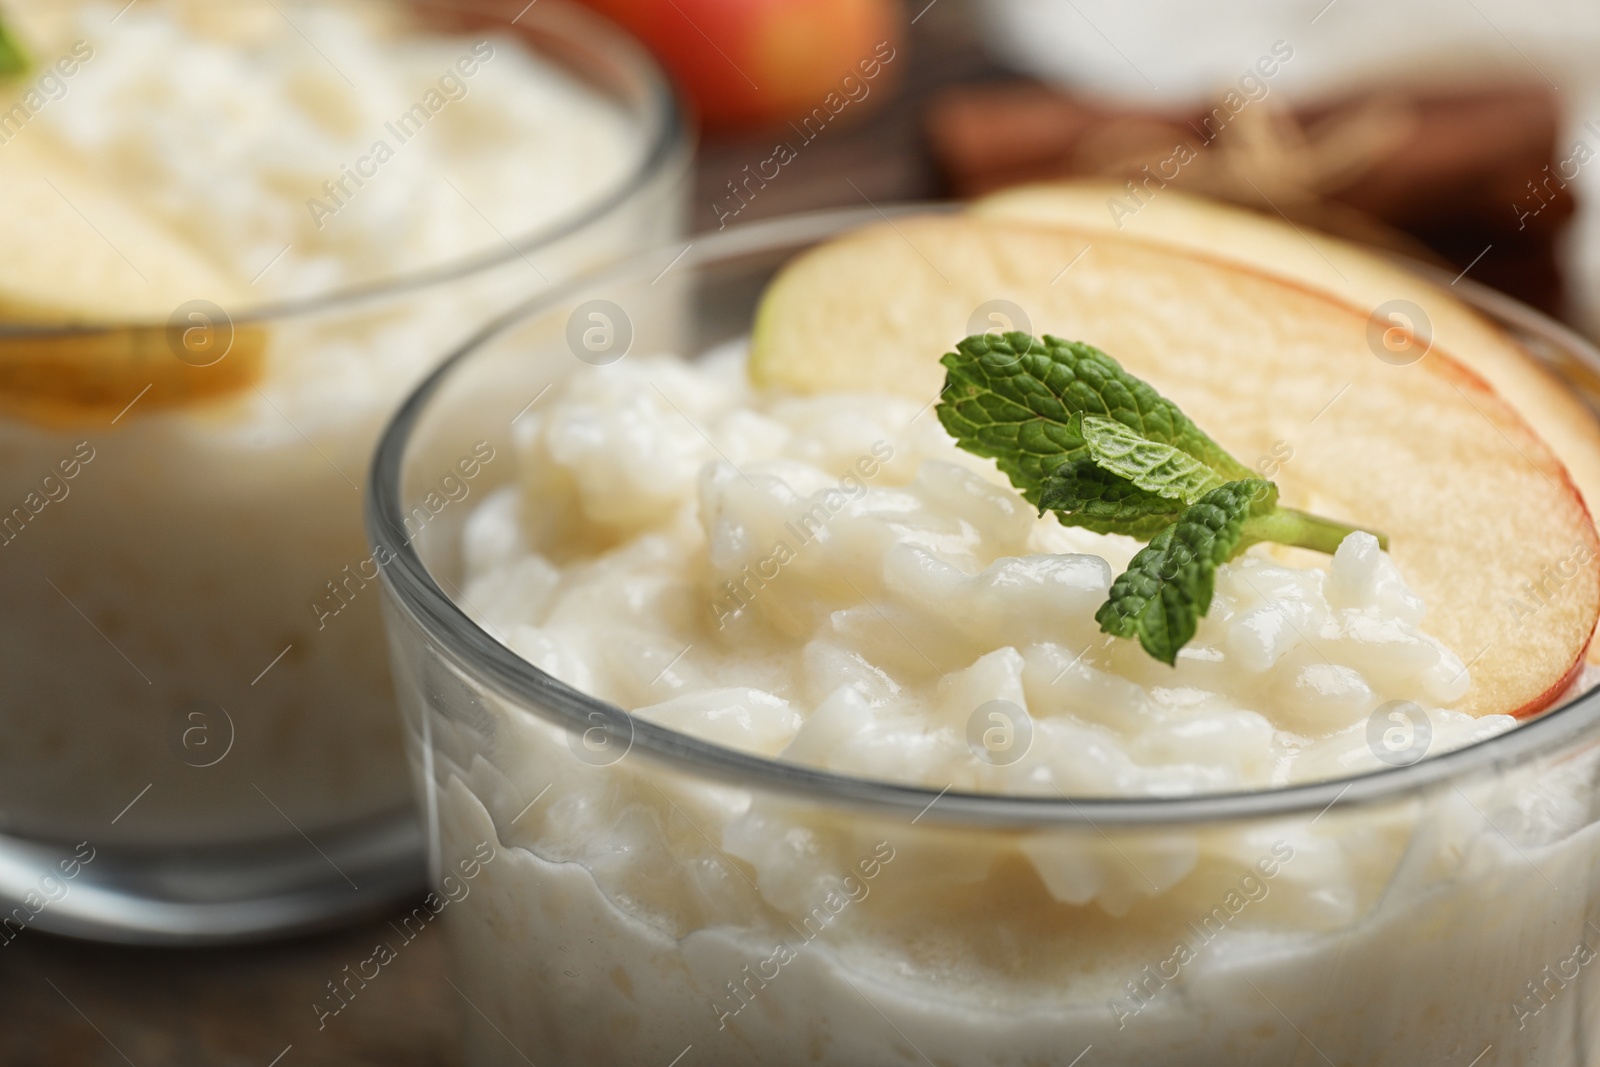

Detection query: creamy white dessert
xmin=422 ymin=346 xmax=1598 ymax=1065
xmin=463 ymin=345 xmax=1507 ymax=792
xmin=3 ymin=0 xmax=640 ymax=298
xmin=0 ymin=0 xmax=679 ymax=846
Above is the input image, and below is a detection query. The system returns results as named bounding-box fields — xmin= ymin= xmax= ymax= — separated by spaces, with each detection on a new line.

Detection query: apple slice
xmin=0 ymin=136 xmax=263 ymax=422
xmin=975 ymin=182 xmax=1600 ymax=668
xmin=748 ymin=215 xmax=1600 ymax=719
xmin=972 ymin=182 xmax=1600 ymax=524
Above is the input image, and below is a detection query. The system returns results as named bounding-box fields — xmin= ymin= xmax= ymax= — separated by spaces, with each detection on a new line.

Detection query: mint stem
xmin=1245 ymin=506 xmax=1388 ymax=554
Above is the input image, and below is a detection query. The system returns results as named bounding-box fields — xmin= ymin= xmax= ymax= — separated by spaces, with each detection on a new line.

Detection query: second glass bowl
xmin=0 ymin=0 xmax=689 ymax=943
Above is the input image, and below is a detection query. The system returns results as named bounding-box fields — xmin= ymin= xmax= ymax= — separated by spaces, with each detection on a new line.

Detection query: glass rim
xmin=368 ymin=202 xmax=1600 ymax=830
xmin=0 ymin=0 xmax=688 ymax=337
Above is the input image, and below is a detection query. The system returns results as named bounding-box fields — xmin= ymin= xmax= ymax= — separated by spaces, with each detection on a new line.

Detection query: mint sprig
xmin=0 ymin=13 xmax=29 ymax=77
xmin=937 ymin=331 xmax=1387 ymax=664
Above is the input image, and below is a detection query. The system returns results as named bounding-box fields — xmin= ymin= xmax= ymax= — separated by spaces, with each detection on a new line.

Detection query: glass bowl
xmin=370 ymin=205 xmax=1600 ymax=1066
xmin=0 ymin=0 xmax=689 ymax=944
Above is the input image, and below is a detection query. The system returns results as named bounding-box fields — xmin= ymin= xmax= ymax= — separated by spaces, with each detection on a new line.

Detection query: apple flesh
xmin=0 ymin=136 xmax=262 ymax=422
xmin=749 ymin=215 xmax=1600 ymax=721
xmin=575 ymin=0 xmax=901 ymax=133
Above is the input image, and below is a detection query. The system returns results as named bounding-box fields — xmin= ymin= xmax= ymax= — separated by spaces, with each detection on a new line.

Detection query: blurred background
xmin=4 ymin=0 xmax=1598 ymax=1062
xmin=662 ymin=0 xmax=1598 ymax=329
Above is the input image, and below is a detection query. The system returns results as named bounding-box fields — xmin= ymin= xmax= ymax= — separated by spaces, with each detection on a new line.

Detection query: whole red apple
xmin=578 ymin=0 xmax=903 ymax=133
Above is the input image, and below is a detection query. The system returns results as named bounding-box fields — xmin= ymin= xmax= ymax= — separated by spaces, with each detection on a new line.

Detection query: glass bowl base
xmin=0 ymin=809 xmax=424 ymax=946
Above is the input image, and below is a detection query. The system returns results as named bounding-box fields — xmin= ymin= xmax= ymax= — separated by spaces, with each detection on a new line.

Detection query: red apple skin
xmin=576 ymin=0 xmax=902 ymax=133
xmin=1513 ymin=638 xmax=1592 ymax=720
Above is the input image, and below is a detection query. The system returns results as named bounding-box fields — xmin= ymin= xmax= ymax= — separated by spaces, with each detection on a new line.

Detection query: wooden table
xmin=0 ymin=5 xmax=1000 ymax=1064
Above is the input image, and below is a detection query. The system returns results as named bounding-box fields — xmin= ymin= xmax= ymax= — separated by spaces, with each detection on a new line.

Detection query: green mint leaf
xmin=1095 ymin=480 xmax=1270 ymax=665
xmin=1039 ymin=457 xmax=1186 ymax=539
xmin=935 ymin=331 xmax=1388 ymax=663
xmin=936 ymin=331 xmax=1251 ymax=507
xmin=0 ymin=15 xmax=29 ymax=77
xmin=1033 ymin=414 xmax=1229 ymax=539
xmin=1073 ymin=412 xmax=1227 ymax=503
xmin=935 ymin=333 xmax=1087 ymax=507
